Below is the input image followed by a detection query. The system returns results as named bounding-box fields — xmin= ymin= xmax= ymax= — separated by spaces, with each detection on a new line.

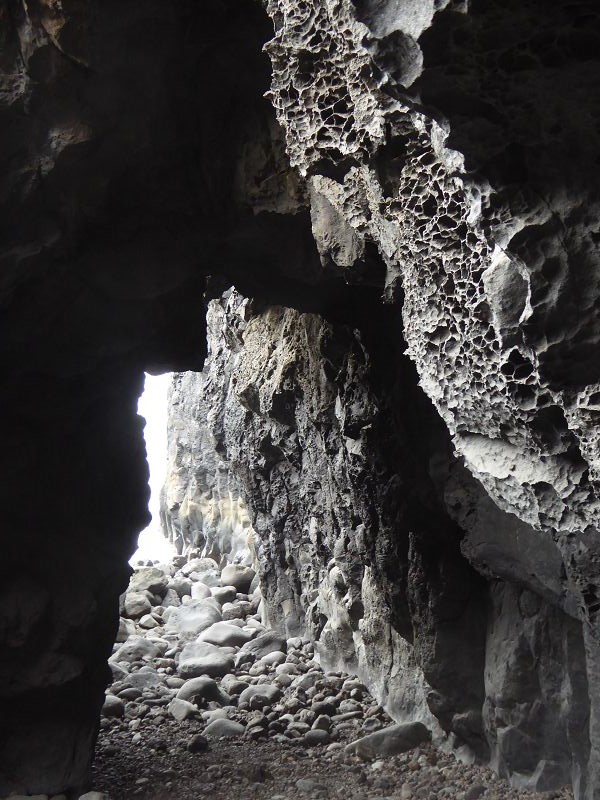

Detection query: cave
xmin=3 ymin=0 xmax=600 ymax=798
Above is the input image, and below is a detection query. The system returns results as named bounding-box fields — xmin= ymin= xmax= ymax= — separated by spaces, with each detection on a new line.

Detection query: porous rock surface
xmin=262 ymin=2 xmax=600 ymax=798
xmin=2 ymin=1 xmax=600 ymax=799
xmin=164 ymin=5 xmax=600 ymax=795
xmin=164 ymin=288 xmax=588 ymax=796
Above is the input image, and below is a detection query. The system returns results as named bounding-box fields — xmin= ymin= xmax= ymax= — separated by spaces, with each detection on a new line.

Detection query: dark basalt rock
xmin=2 ymin=0 xmax=600 ymax=798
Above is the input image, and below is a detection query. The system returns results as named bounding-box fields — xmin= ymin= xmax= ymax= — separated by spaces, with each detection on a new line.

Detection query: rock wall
xmin=2 ymin=0 xmax=600 ymax=797
xmin=164 ymin=288 xmax=590 ymax=795
xmin=160 ymin=4 xmax=600 ymax=797
xmin=160 ymin=292 xmax=257 ymax=563
xmin=261 ymin=1 xmax=600 ymax=797
xmin=0 ymin=0 xmax=288 ymax=794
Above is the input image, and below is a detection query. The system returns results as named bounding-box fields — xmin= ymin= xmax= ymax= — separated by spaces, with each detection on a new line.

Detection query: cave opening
xmin=131 ymin=373 xmax=176 ymax=566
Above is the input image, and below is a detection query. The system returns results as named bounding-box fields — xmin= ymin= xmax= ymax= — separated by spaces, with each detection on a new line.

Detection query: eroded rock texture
xmin=261 ymin=2 xmax=600 ymax=797
xmin=166 ymin=289 xmax=590 ymax=795
xmin=164 ymin=2 xmax=600 ymax=799
xmin=3 ymin=0 xmax=600 ymax=797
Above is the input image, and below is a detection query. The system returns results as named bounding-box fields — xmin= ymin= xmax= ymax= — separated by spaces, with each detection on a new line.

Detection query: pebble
xmin=101 ymin=695 xmax=124 ymax=718
xmin=304 ymin=729 xmax=330 ymax=746
xmin=203 ymin=718 xmax=246 ymax=738
xmin=187 ymin=733 xmax=209 ymax=753
xmin=296 ymin=778 xmax=328 ymax=794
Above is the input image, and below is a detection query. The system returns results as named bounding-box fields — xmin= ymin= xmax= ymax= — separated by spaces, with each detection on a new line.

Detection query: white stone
xmin=123 ymin=592 xmax=151 ymax=619
xmin=168 ymin=697 xmax=201 ymax=722
xmin=165 ymin=599 xmax=221 ymax=637
xmin=178 ymin=641 xmax=234 ymax=678
xmin=139 ymin=614 xmax=159 ymax=629
xmin=191 ymin=582 xmax=211 ymax=600
xmin=198 ymin=621 xmax=254 ymax=647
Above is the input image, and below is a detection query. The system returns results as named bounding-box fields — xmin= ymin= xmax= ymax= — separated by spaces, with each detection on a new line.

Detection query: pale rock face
xmin=161 ymin=318 xmax=259 ymax=564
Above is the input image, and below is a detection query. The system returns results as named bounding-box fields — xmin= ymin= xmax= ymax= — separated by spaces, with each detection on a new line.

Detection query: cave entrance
xmin=132 ymin=373 xmax=177 ymax=565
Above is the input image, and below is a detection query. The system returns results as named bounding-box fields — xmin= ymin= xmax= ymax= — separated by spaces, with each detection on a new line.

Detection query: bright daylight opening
xmin=131 ymin=372 xmax=176 ymax=565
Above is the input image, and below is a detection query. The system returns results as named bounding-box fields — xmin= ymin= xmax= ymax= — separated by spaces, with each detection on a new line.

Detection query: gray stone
xmin=10 ymin=795 xmax=49 ymax=799
xmin=191 ymin=582 xmax=212 ymax=600
xmin=123 ymin=592 xmax=151 ymax=619
xmin=101 ymin=694 xmax=124 ymax=718
xmin=236 ymin=631 xmax=287 ymax=665
xmin=176 ymin=676 xmax=231 ymax=705
xmin=260 ymin=650 xmax=286 ymax=666
xmin=211 ymin=585 xmax=238 ymax=604
xmin=78 ymin=794 xmax=110 ymax=800
xmin=187 ymin=733 xmax=209 ymax=753
xmin=345 ymin=723 xmax=431 ymax=760
xmin=115 ymin=617 xmax=136 ymax=642
xmin=178 ymin=641 xmax=235 ymax=678
xmin=111 ymin=637 xmax=168 ymax=664
xmin=296 ymin=779 xmax=327 ymax=794
xmin=203 ymin=718 xmax=246 ymax=738
xmin=169 ymin=578 xmax=193 ymax=598
xmin=139 ymin=613 xmax=159 ymax=629
xmin=238 ymin=683 xmax=281 ymax=708
xmin=168 ymin=698 xmax=202 ymax=722
xmin=221 ymin=600 xmax=253 ymax=620
xmin=127 ymin=667 xmax=163 ymax=690
xmin=221 ymin=564 xmax=256 ymax=593
xmin=304 ymin=729 xmax=330 ymax=746
xmin=220 ymin=675 xmax=250 ymax=696
xmin=129 ymin=566 xmax=168 ymax=596
xmin=181 ymin=557 xmax=218 ymax=576
xmin=162 ymin=588 xmax=181 ymax=608
xmin=465 ymin=786 xmax=486 ymax=800
xmin=165 ymin=599 xmax=222 ymax=638
xmin=199 ymin=621 xmax=254 ymax=647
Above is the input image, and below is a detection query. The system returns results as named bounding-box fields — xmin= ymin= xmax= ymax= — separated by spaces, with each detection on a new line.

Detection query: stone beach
xmin=78 ymin=555 xmax=573 ymax=800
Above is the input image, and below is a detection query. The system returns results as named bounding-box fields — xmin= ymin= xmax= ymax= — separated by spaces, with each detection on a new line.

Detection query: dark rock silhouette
xmin=2 ymin=0 xmax=600 ymax=797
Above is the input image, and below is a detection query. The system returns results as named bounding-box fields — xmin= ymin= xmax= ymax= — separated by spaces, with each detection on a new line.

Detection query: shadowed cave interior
xmin=3 ymin=0 xmax=600 ymax=799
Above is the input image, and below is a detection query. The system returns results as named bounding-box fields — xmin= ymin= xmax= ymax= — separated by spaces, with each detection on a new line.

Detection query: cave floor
xmin=92 ymin=721 xmax=574 ymax=800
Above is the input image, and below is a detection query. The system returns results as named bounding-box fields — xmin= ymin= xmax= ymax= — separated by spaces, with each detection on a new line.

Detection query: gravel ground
xmin=89 ymin=557 xmax=575 ymax=800
xmin=93 ymin=719 xmax=574 ymax=800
